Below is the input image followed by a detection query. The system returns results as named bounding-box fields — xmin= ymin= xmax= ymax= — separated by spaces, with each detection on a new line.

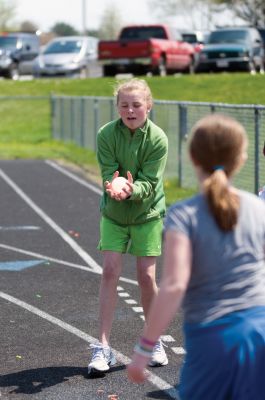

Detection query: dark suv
xmin=257 ymin=27 xmax=265 ymax=62
xmin=196 ymin=27 xmax=264 ymax=73
xmin=0 ymin=32 xmax=40 ymax=79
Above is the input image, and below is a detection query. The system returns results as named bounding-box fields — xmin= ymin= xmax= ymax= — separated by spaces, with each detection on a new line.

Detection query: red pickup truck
xmin=98 ymin=24 xmax=195 ymax=76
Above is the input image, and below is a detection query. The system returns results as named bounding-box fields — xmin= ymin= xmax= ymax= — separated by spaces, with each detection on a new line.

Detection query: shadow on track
xmin=0 ymin=366 xmax=87 ymax=395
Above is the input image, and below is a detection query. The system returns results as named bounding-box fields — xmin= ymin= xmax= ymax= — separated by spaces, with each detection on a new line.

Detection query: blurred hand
xmin=105 ymin=171 xmax=134 ymax=201
xmin=127 ymin=352 xmax=149 ymax=384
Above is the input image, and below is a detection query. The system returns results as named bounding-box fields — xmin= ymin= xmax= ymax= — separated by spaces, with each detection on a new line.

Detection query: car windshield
xmin=120 ymin=27 xmax=167 ymax=40
xmin=44 ymin=40 xmax=83 ymax=54
xmin=182 ymin=34 xmax=197 ymax=44
xmin=0 ymin=36 xmax=18 ymax=49
xmin=209 ymin=30 xmax=248 ymax=44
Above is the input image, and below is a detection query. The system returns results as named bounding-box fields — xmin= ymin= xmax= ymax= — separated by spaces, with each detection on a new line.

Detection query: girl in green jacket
xmin=88 ymin=78 xmax=168 ymax=376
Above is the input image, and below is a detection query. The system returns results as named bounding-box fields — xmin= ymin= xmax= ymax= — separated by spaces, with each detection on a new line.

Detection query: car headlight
xmin=238 ymin=50 xmax=249 ymax=57
xmin=72 ymin=56 xmax=81 ymax=64
xmin=0 ymin=56 xmax=11 ymax=66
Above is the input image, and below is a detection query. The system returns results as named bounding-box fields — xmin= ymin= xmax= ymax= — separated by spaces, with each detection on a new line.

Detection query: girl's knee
xmin=138 ymin=271 xmax=156 ymax=290
xmin=103 ymin=255 xmax=122 ymax=281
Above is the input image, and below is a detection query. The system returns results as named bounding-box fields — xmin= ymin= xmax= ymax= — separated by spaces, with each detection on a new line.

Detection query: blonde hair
xmin=113 ymin=78 xmax=153 ymax=108
xmin=189 ymin=114 xmax=248 ymax=231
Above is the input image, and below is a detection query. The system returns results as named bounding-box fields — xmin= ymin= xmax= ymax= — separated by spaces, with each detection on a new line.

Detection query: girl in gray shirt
xmin=128 ymin=114 xmax=265 ymax=400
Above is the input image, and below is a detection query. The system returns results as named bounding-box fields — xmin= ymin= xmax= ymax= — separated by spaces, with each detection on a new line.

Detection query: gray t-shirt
xmin=164 ymin=190 xmax=265 ymax=324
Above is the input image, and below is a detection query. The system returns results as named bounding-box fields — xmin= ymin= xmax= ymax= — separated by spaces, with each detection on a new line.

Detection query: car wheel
xmin=187 ymin=56 xmax=195 ymax=74
xmin=103 ymin=65 xmax=116 ymax=77
xmin=79 ymin=67 xmax=88 ymax=79
xmin=248 ymin=59 xmax=256 ymax=75
xmin=153 ymin=57 xmax=167 ymax=77
xmin=258 ymin=60 xmax=265 ymax=74
xmin=8 ymin=63 xmax=19 ymax=80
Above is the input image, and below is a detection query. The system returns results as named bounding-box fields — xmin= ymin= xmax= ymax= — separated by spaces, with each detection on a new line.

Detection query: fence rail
xmin=51 ymin=95 xmax=265 ymax=194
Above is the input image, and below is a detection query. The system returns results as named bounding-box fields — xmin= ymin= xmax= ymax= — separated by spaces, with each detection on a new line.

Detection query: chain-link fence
xmin=51 ymin=95 xmax=265 ymax=194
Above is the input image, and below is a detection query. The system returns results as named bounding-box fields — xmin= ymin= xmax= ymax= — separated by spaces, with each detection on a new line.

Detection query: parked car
xmin=196 ymin=27 xmax=264 ymax=73
xmin=257 ymin=27 xmax=265 ymax=62
xmin=98 ymin=24 xmax=195 ymax=76
xmin=180 ymin=30 xmax=209 ymax=52
xmin=0 ymin=32 xmax=40 ymax=79
xmin=33 ymin=36 xmax=99 ymax=78
xmin=180 ymin=30 xmax=209 ymax=66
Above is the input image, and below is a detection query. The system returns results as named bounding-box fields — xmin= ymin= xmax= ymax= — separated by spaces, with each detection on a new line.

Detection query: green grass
xmin=1 ymin=73 xmax=264 ymax=204
xmin=1 ymin=73 xmax=265 ymax=103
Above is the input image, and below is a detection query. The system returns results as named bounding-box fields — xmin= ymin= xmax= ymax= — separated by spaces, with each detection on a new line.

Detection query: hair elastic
xmin=213 ymin=165 xmax=224 ymax=171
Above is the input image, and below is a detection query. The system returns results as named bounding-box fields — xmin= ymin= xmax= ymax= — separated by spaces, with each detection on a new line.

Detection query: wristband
xmin=134 ymin=343 xmax=153 ymax=358
xmin=140 ymin=336 xmax=156 ymax=348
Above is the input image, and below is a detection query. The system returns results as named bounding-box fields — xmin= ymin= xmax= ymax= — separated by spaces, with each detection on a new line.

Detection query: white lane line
xmin=118 ymin=292 xmax=130 ymax=297
xmin=132 ymin=307 xmax=144 ymax=313
xmin=125 ymin=299 xmax=137 ymax=304
xmin=0 ymin=243 xmax=93 ymax=271
xmin=46 ymin=160 xmax=103 ymax=196
xmin=0 ymin=169 xmax=102 ymax=274
xmin=171 ymin=347 xmax=186 ymax=355
xmin=0 ymin=243 xmax=138 ymax=286
xmin=0 ymin=225 xmax=41 ymax=231
xmin=162 ymin=335 xmax=176 ymax=343
xmin=0 ymin=291 xmax=179 ymax=400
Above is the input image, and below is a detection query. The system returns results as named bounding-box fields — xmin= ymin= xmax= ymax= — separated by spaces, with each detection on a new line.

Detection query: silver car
xmin=33 ymin=36 xmax=99 ymax=78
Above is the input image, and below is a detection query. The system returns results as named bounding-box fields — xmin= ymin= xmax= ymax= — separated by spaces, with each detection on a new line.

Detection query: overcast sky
xmin=15 ymin=0 xmax=156 ymax=32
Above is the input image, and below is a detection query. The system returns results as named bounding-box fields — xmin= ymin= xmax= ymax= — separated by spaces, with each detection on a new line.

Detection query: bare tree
xmin=98 ymin=3 xmax=123 ymax=40
xmin=208 ymin=0 xmax=265 ymax=27
xmin=0 ymin=0 xmax=17 ymax=31
xmin=147 ymin=0 xmax=221 ymax=30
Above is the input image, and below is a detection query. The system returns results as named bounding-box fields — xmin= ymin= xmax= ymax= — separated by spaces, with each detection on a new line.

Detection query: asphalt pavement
xmin=0 ymin=159 xmax=184 ymax=400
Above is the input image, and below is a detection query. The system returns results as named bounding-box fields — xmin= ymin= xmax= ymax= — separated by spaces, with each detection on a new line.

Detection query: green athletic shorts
xmin=98 ymin=216 xmax=163 ymax=256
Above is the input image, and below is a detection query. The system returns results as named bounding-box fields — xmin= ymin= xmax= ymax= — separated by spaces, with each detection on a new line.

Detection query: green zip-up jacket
xmin=97 ymin=118 xmax=168 ymax=226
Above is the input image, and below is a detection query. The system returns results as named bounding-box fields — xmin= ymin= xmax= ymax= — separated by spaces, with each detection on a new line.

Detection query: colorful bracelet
xmin=140 ymin=336 xmax=156 ymax=348
xmin=134 ymin=343 xmax=153 ymax=358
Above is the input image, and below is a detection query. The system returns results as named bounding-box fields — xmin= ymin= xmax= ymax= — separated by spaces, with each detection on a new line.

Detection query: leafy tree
xmin=0 ymin=0 xmax=17 ymax=31
xmin=86 ymin=29 xmax=99 ymax=38
xmin=50 ymin=22 xmax=79 ymax=36
xmin=19 ymin=20 xmax=38 ymax=33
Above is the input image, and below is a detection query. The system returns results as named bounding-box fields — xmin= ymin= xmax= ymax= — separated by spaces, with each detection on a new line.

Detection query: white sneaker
xmin=148 ymin=339 xmax=168 ymax=367
xmin=88 ymin=343 xmax=116 ymax=375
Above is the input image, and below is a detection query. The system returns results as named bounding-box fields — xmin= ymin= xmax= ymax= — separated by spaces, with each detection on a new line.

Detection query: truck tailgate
xmin=98 ymin=40 xmax=150 ymax=59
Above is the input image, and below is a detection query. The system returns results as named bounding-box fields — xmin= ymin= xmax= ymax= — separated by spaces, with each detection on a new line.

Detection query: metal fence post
xmin=71 ymin=97 xmax=75 ymax=142
xmin=94 ymin=98 xmax=99 ymax=152
xmin=60 ymin=97 xmax=64 ymax=140
xmin=50 ymin=93 xmax=55 ymax=140
xmin=149 ymin=107 xmax=155 ymax=122
xmin=178 ymin=104 xmax=187 ymax=187
xmin=110 ymin=98 xmax=115 ymax=121
xmin=80 ymin=97 xmax=85 ymax=147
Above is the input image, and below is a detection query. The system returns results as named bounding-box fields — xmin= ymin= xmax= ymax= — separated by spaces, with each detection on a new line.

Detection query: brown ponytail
xmin=189 ymin=114 xmax=247 ymax=231
xmin=203 ymin=170 xmax=240 ymax=231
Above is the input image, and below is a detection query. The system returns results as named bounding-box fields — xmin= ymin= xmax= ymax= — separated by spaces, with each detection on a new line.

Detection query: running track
xmin=0 ymin=160 xmax=184 ymax=400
